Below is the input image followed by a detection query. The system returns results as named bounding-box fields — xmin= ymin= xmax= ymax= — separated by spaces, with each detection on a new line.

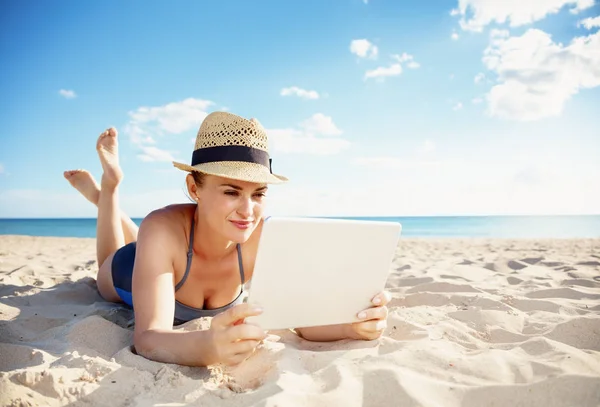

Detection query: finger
xmin=372 ymin=291 xmax=391 ymax=306
xmin=357 ymin=305 xmax=388 ymax=321
xmin=355 ymin=330 xmax=383 ymax=341
xmin=355 ymin=319 xmax=387 ymax=334
xmin=231 ymin=339 xmax=260 ymax=355
xmin=225 ymin=324 xmax=267 ymax=342
xmin=212 ymin=303 xmax=263 ymax=329
xmin=225 ymin=352 xmax=252 ymax=366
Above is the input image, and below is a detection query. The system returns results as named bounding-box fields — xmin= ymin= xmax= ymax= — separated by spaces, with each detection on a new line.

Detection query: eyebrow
xmin=220 ymin=184 xmax=268 ymax=192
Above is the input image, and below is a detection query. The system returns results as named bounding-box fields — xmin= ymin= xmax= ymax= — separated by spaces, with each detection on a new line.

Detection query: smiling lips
xmin=230 ymin=220 xmax=252 ymax=230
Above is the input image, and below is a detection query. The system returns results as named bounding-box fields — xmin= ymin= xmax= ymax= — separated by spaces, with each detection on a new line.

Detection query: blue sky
xmin=1 ymin=0 xmax=599 ymax=218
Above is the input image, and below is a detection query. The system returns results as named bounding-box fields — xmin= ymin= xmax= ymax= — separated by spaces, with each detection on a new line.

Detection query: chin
xmin=227 ymin=222 xmax=256 ymax=243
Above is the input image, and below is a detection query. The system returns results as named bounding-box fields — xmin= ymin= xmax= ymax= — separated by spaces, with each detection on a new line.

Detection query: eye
xmin=224 ymin=190 xmax=239 ymax=196
xmin=254 ymin=192 xmax=266 ymax=198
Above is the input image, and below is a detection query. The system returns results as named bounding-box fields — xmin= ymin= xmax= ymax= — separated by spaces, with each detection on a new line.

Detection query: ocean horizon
xmin=1 ymin=215 xmax=599 ymax=239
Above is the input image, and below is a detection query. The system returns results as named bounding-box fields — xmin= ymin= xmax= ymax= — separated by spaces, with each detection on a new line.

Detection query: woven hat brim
xmin=172 ymin=160 xmax=288 ymax=184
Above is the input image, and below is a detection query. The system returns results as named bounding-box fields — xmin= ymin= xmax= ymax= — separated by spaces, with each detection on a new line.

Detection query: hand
xmin=207 ymin=303 xmax=267 ymax=366
xmin=345 ymin=291 xmax=391 ymax=341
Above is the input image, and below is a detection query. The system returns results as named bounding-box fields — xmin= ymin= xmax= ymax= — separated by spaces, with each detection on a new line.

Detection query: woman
xmin=64 ymin=111 xmax=391 ymax=367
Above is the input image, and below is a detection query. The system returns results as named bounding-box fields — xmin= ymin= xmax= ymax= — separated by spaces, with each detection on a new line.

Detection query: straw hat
xmin=172 ymin=111 xmax=288 ymax=184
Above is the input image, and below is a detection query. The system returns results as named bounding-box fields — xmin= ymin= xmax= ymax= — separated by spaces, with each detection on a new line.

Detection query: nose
xmin=237 ymin=196 xmax=253 ymax=218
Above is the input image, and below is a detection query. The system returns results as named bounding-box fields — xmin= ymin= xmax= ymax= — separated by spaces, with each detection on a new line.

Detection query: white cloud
xmin=578 ymin=15 xmax=600 ymax=29
xmin=137 ymin=146 xmax=178 ymax=162
xmin=268 ymin=129 xmax=351 ymax=155
xmin=418 ymin=140 xmax=436 ymax=154
xmin=452 ymin=31 xmax=460 ymax=40
xmin=59 ymin=89 xmax=76 ymax=99
xmin=124 ymin=98 xmax=213 ymax=163
xmin=5 ymin=150 xmax=599 ymax=218
xmin=474 ymin=72 xmax=486 ymax=84
xmin=483 ymin=28 xmax=600 ymax=121
xmin=364 ymin=63 xmax=402 ymax=80
xmin=570 ymin=0 xmax=596 ymax=13
xmin=392 ymin=53 xmax=420 ymax=68
xmin=363 ymin=0 xmax=369 ymax=3
xmin=263 ymin=152 xmax=600 ymax=217
xmin=392 ymin=53 xmax=416 ymax=64
xmin=490 ymin=29 xmax=510 ymax=38
xmin=392 ymin=53 xmax=409 ymax=62
xmin=126 ymin=98 xmax=213 ymax=138
xmin=299 ymin=113 xmax=343 ymax=136
xmin=452 ymin=0 xmax=595 ymax=32
xmin=453 ymin=102 xmax=463 ymax=111
xmin=353 ymin=156 xmax=441 ymax=171
xmin=354 ymin=156 xmax=401 ymax=168
xmin=361 ymin=52 xmax=419 ymax=81
xmin=472 ymin=97 xmax=484 ymax=104
xmin=350 ymin=39 xmax=378 ymax=59
xmin=353 ymin=141 xmax=439 ymax=184
xmin=268 ymin=114 xmax=349 ymax=155
xmin=280 ymin=86 xmax=320 ymax=100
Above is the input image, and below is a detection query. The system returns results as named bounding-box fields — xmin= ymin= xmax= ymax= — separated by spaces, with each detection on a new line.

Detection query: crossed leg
xmin=64 ymin=127 xmax=134 ymax=302
xmin=64 ymin=169 xmax=138 ymax=247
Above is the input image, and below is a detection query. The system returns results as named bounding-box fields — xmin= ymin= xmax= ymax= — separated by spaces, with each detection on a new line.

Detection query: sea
xmin=0 ymin=215 xmax=599 ymax=239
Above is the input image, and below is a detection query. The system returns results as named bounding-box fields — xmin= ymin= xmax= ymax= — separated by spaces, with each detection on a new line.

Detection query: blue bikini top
xmin=173 ymin=216 xmax=246 ymax=323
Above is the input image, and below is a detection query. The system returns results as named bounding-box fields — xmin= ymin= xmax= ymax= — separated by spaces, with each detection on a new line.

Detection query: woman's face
xmin=196 ymin=175 xmax=267 ymax=243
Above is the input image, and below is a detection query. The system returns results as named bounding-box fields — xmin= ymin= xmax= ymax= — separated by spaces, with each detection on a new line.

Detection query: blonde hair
xmin=191 ymin=170 xmax=206 ymax=186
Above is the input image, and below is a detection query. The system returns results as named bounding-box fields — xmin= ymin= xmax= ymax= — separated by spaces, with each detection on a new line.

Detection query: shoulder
xmin=138 ymin=204 xmax=195 ymax=247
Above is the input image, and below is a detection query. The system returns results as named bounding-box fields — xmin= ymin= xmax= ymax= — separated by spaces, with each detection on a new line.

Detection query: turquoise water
xmin=1 ymin=215 xmax=599 ymax=238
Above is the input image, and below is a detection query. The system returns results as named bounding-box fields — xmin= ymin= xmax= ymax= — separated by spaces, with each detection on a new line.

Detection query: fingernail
xmin=373 ymin=297 xmax=381 ymax=305
xmin=376 ymin=321 xmax=387 ymax=330
xmin=252 ymin=306 xmax=263 ymax=313
xmin=357 ymin=312 xmax=367 ymax=319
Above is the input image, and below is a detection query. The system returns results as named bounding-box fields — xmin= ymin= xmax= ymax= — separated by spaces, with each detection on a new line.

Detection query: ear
xmin=185 ymin=173 xmax=200 ymax=201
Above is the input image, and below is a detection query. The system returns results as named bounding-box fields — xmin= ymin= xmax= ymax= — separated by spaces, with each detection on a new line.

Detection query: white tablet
xmin=245 ymin=216 xmax=401 ymax=330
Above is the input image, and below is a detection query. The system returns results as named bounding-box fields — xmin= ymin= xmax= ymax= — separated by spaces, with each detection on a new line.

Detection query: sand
xmin=1 ymin=235 xmax=599 ymax=407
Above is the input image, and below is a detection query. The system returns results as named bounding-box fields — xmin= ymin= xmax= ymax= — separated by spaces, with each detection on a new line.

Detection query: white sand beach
xmin=1 ymin=235 xmax=599 ymax=407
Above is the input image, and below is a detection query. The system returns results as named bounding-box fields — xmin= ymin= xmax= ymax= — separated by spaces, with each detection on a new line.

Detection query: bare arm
xmin=131 ymin=211 xmax=266 ymax=367
xmin=296 ymin=292 xmax=391 ymax=343
xmin=296 ymin=324 xmax=355 ymax=342
xmin=131 ymin=212 xmax=216 ymax=366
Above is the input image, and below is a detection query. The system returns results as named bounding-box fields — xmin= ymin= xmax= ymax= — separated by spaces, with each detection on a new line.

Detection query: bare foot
xmin=64 ymin=169 xmax=101 ymax=205
xmin=96 ymin=127 xmax=124 ymax=189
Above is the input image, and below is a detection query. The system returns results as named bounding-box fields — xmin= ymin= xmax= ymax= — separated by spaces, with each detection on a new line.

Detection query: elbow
xmin=133 ymin=329 xmax=166 ymax=362
xmin=133 ymin=330 xmax=154 ymax=358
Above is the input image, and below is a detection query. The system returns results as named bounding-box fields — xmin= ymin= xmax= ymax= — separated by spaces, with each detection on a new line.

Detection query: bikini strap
xmin=175 ymin=216 xmax=244 ymax=291
xmin=236 ymin=244 xmax=245 ymax=284
xmin=175 ymin=215 xmax=195 ymax=292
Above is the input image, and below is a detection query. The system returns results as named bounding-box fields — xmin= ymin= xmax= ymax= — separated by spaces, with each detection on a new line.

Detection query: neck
xmin=192 ymin=212 xmax=237 ymax=261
